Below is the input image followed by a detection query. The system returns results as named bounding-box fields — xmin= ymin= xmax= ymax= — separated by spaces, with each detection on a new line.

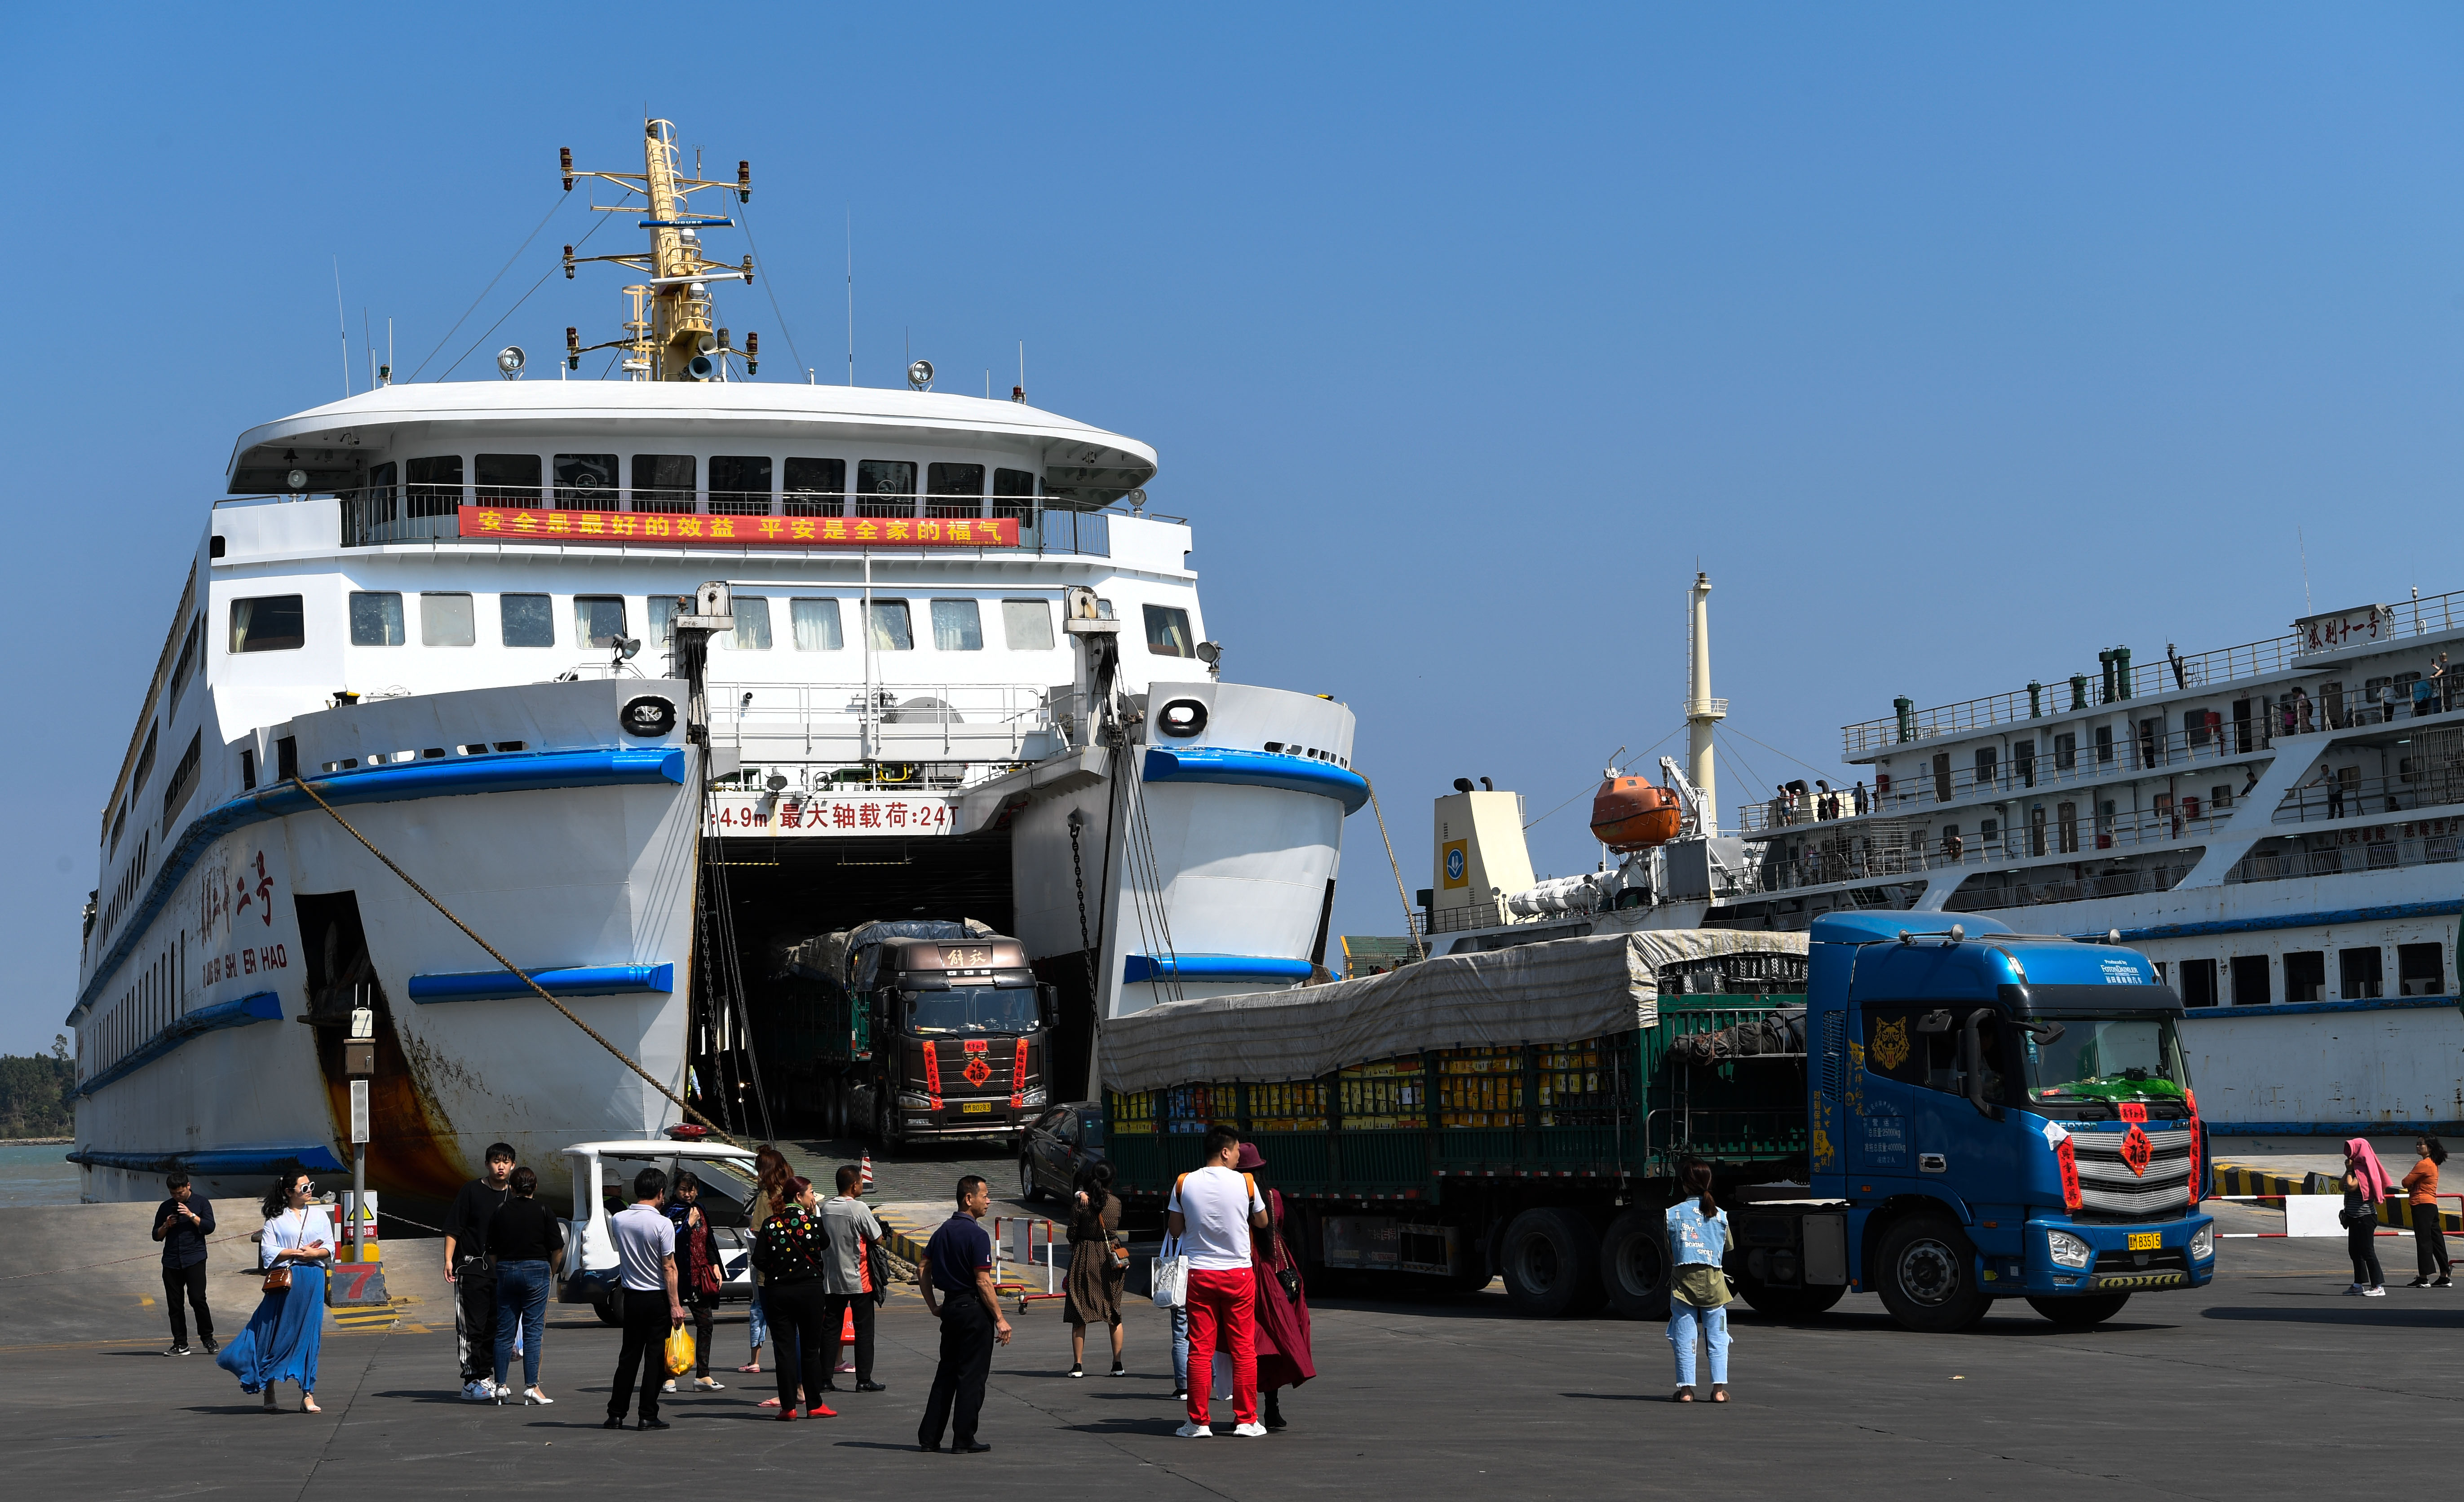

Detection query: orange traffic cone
xmin=836 ymin=1303 xmax=858 ymax=1373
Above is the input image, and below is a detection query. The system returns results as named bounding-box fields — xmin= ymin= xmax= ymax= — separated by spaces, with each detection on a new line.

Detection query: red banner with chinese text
xmin=458 ymin=505 xmax=1022 ymax=548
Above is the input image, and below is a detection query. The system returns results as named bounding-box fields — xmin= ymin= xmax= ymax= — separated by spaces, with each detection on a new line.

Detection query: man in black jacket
xmin=152 ymin=1171 xmax=216 ymax=1356
xmin=444 ymin=1142 xmax=517 ymax=1398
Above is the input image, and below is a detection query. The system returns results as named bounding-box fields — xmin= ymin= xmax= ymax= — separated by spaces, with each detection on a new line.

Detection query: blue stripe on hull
xmin=408 ymin=963 xmax=674 ymax=1003
xmin=2179 ymin=994 xmax=2459 ymax=1020
xmin=1141 ymin=746 xmax=1370 ymax=814
xmin=72 ymin=990 xmax=283 ymax=1099
xmin=1123 ymin=953 xmax=1315 ymax=985
xmin=73 ymin=747 xmax=687 ymax=1020
xmin=67 ymin=1143 xmax=349 ymax=1175
xmin=2073 ymin=898 xmax=2463 ymax=945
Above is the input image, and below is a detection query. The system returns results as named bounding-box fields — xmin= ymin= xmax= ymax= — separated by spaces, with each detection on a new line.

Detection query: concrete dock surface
xmin=6 ymin=1199 xmax=2451 ymax=1499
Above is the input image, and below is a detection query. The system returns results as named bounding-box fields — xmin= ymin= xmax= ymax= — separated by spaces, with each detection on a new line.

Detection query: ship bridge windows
xmin=349 ymin=592 xmax=406 ymax=646
xmin=477 ymin=454 xmax=542 ymax=508
xmin=648 ymin=595 xmax=681 ymax=650
xmin=230 ymin=595 xmax=305 ymax=653
xmin=726 ymin=597 xmax=774 ymax=651
xmin=423 ymin=592 xmax=475 ymax=647
xmin=500 ymin=593 xmax=554 ymax=648
xmin=555 ymin=454 xmax=618 ymax=510
xmin=710 ymin=455 xmax=772 ymax=516
xmin=575 ymin=595 xmax=628 ymax=648
xmin=1145 ymin=604 xmax=1194 ymax=658
xmin=405 ymin=456 xmax=462 ymax=519
xmin=2283 ymin=950 xmax=2326 ymax=1003
xmin=791 ymin=598 xmax=844 ymax=650
xmin=931 ymin=600 xmax=984 ymax=651
xmin=867 ymin=600 xmax=914 ymax=651
xmin=632 ymin=454 xmax=695 ymax=513
xmin=994 ymin=468 xmax=1038 ymax=520
xmin=784 ymin=458 xmax=846 ymax=517
xmin=1002 ymin=599 xmax=1054 ymax=651
xmin=856 ymin=460 xmax=916 ymax=518
xmin=927 ymin=463 xmax=985 ymax=519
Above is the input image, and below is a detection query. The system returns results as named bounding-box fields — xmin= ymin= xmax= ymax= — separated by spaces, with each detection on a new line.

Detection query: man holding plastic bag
xmin=602 ymin=1167 xmax=686 ymax=1432
xmin=1167 ymin=1126 xmax=1270 ymax=1439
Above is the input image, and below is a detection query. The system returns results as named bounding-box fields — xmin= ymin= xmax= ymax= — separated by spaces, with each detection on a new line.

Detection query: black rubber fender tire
xmin=1874 ymin=1213 xmax=1993 ymax=1332
xmin=1599 ymin=1208 xmax=1672 ymax=1321
xmin=1500 ymin=1207 xmax=1607 ymax=1318
xmin=2027 ymin=1292 xmax=2131 ymax=1327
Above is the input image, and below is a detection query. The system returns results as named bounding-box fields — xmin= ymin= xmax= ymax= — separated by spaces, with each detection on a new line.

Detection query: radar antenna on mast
xmin=559 ymin=120 xmax=759 ymax=381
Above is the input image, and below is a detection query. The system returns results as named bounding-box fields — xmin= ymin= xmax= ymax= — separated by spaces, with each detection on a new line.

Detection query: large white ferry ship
xmin=1385 ymin=574 xmax=2461 ymax=1136
xmin=68 ymin=120 xmax=1364 ymax=1211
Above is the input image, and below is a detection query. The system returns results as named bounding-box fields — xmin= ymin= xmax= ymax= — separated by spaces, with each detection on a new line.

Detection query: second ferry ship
xmin=1385 ymin=574 xmax=2460 ymax=1137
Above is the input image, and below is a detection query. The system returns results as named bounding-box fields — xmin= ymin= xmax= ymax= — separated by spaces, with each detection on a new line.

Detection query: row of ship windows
xmin=357 ymin=455 xmax=1041 ymax=517
xmin=227 ymin=593 xmax=1201 ymax=657
xmin=2166 ymin=943 xmax=2445 ymax=1005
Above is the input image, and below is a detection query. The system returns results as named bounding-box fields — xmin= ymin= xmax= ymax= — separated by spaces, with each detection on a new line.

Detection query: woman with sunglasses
xmin=216 ymin=1167 xmax=336 ymax=1412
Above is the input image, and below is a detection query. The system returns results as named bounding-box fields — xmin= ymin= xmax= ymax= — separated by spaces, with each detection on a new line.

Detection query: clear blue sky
xmin=7 ymin=6 xmax=2461 ymax=1051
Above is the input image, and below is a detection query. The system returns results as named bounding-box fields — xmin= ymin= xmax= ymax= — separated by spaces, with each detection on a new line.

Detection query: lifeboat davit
xmin=1589 ymin=776 xmax=1682 ymax=850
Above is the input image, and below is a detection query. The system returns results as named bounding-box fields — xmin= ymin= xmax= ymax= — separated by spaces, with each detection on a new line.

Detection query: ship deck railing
xmin=712 ymin=680 xmax=1055 ymax=766
xmin=1741 ymin=721 xmax=2278 ymax=832
xmin=2225 ymin=825 xmax=2464 ymax=886
xmin=1756 ymin=808 xmax=2237 ymax=893
xmin=1839 ymin=585 xmax=2464 ymax=758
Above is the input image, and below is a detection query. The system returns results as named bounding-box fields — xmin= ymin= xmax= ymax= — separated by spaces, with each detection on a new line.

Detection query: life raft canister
xmin=1589 ymin=776 xmax=1682 ymax=850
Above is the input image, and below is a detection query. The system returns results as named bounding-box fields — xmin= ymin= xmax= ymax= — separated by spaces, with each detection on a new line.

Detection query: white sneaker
xmin=661 ymin=1379 xmax=677 ymax=1393
xmin=1176 ymin=1421 xmax=1213 ymax=1438
xmin=1234 ymin=1422 xmax=1270 ymax=1437
xmin=2364 ymin=1286 xmax=2388 ymax=1297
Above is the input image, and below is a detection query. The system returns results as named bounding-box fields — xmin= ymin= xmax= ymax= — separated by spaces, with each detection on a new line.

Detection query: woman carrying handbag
xmin=1240 ymin=1144 xmax=1314 ymax=1432
xmin=1062 ymin=1162 xmax=1128 ymax=1379
xmin=217 ymin=1168 xmax=335 ymax=1413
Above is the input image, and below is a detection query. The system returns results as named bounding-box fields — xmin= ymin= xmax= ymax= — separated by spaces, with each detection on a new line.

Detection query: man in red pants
xmin=1168 ymin=1124 xmax=1269 ymax=1438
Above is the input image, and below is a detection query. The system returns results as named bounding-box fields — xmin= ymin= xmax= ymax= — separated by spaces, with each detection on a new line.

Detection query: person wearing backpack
xmin=2343 ymin=1138 xmax=2392 ymax=1296
xmin=752 ymin=1177 xmax=837 ymax=1420
xmin=1665 ymin=1162 xmax=1732 ymax=1403
xmin=1167 ymin=1126 xmax=1270 ymax=1438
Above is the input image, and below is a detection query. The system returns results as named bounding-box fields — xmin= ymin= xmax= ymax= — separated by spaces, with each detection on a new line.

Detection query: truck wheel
xmin=1500 ymin=1207 xmax=1606 ymax=1318
xmin=1733 ymin=1276 xmax=1848 ymax=1320
xmin=875 ymin=1095 xmax=903 ymax=1150
xmin=2027 ymin=1292 xmax=2130 ymax=1327
xmin=1875 ymin=1214 xmax=1992 ymax=1332
xmin=1599 ymin=1209 xmax=1672 ymax=1320
xmin=592 ymin=1289 xmax=623 ymax=1327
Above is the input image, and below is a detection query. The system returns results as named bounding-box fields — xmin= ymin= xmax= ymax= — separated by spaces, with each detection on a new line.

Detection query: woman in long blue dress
xmin=216 ymin=1168 xmax=335 ymax=1413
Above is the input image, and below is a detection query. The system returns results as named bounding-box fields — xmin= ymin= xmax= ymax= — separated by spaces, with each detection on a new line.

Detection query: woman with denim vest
xmin=1665 ymin=1162 xmax=1731 ymax=1402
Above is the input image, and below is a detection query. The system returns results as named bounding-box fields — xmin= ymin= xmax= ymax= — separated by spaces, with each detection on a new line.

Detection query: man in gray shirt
xmin=604 ymin=1167 xmax=685 ymax=1431
xmin=818 ymin=1164 xmax=886 ymax=1393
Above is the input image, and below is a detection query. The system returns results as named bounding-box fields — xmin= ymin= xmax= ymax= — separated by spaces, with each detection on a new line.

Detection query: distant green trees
xmin=0 ymin=1037 xmax=75 ymax=1138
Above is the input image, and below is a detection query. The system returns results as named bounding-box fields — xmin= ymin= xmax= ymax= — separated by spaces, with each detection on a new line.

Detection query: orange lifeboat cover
xmin=1589 ymin=776 xmax=1682 ymax=850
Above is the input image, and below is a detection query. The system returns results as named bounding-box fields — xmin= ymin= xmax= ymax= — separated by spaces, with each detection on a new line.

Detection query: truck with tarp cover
xmin=1101 ymin=913 xmax=2215 ymax=1330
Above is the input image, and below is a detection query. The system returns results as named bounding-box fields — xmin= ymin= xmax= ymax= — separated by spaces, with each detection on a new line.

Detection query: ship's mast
xmin=562 ymin=119 xmax=760 ymax=381
xmin=1685 ymin=570 xmax=1725 ymax=836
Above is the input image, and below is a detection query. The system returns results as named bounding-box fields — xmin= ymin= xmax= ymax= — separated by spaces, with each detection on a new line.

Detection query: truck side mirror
xmin=1961 ymin=1008 xmax=2004 ymax=1121
xmin=1915 ymin=1009 xmax=1953 ymax=1034
xmin=1037 ymin=984 xmax=1058 ymax=1029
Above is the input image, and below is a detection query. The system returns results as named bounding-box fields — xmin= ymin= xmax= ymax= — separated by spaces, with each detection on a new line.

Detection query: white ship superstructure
xmin=1380 ymin=581 xmax=2463 ymax=1135
xmin=67 ymin=120 xmax=1364 ymax=1211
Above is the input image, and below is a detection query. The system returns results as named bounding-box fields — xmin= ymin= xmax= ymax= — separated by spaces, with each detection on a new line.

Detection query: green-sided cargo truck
xmin=1102 ymin=916 xmax=2212 ymax=1330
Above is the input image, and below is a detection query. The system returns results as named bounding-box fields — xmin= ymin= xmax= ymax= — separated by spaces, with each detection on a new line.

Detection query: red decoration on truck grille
xmin=1011 ymin=1036 xmax=1030 ymax=1109
xmin=2057 ymin=1135 xmax=2082 ymax=1211
xmin=2119 ymin=1124 xmax=2154 ymax=1178
xmin=2186 ymin=1117 xmax=2203 ymax=1209
xmin=963 ymin=1055 xmax=992 ymax=1088
xmin=2117 ymin=1101 xmax=2147 ymax=1123
xmin=923 ymin=1040 xmax=942 ymax=1111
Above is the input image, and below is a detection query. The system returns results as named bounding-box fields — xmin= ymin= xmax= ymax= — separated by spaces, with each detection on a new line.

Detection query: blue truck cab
xmin=1802 ymin=910 xmax=2215 ymax=1330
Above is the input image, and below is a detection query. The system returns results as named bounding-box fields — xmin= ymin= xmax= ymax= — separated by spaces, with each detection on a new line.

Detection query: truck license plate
xmin=2128 ymin=1232 xmax=2160 ymax=1250
xmin=961 ymin=1101 xmax=992 ymax=1114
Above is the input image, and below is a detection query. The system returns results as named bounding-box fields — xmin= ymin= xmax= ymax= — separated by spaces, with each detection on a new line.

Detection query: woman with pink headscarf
xmin=2343 ymin=1139 xmax=2392 ymax=1296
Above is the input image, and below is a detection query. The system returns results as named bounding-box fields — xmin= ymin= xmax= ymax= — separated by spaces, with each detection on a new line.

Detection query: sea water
xmin=0 ymin=1143 xmax=80 ymax=1207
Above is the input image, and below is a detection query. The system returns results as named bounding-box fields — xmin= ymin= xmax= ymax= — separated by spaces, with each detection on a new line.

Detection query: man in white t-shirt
xmin=604 ymin=1166 xmax=685 ymax=1430
xmin=1167 ymin=1125 xmax=1268 ymax=1438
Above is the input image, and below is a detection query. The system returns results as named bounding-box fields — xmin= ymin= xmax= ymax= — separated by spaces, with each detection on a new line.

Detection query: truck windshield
xmin=2023 ymin=1016 xmax=2190 ymax=1105
xmin=905 ymin=986 xmax=1040 ymax=1034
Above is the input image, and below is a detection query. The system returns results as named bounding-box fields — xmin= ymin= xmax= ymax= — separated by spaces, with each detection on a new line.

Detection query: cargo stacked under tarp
xmin=1099 ymin=929 xmax=1809 ymax=1096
